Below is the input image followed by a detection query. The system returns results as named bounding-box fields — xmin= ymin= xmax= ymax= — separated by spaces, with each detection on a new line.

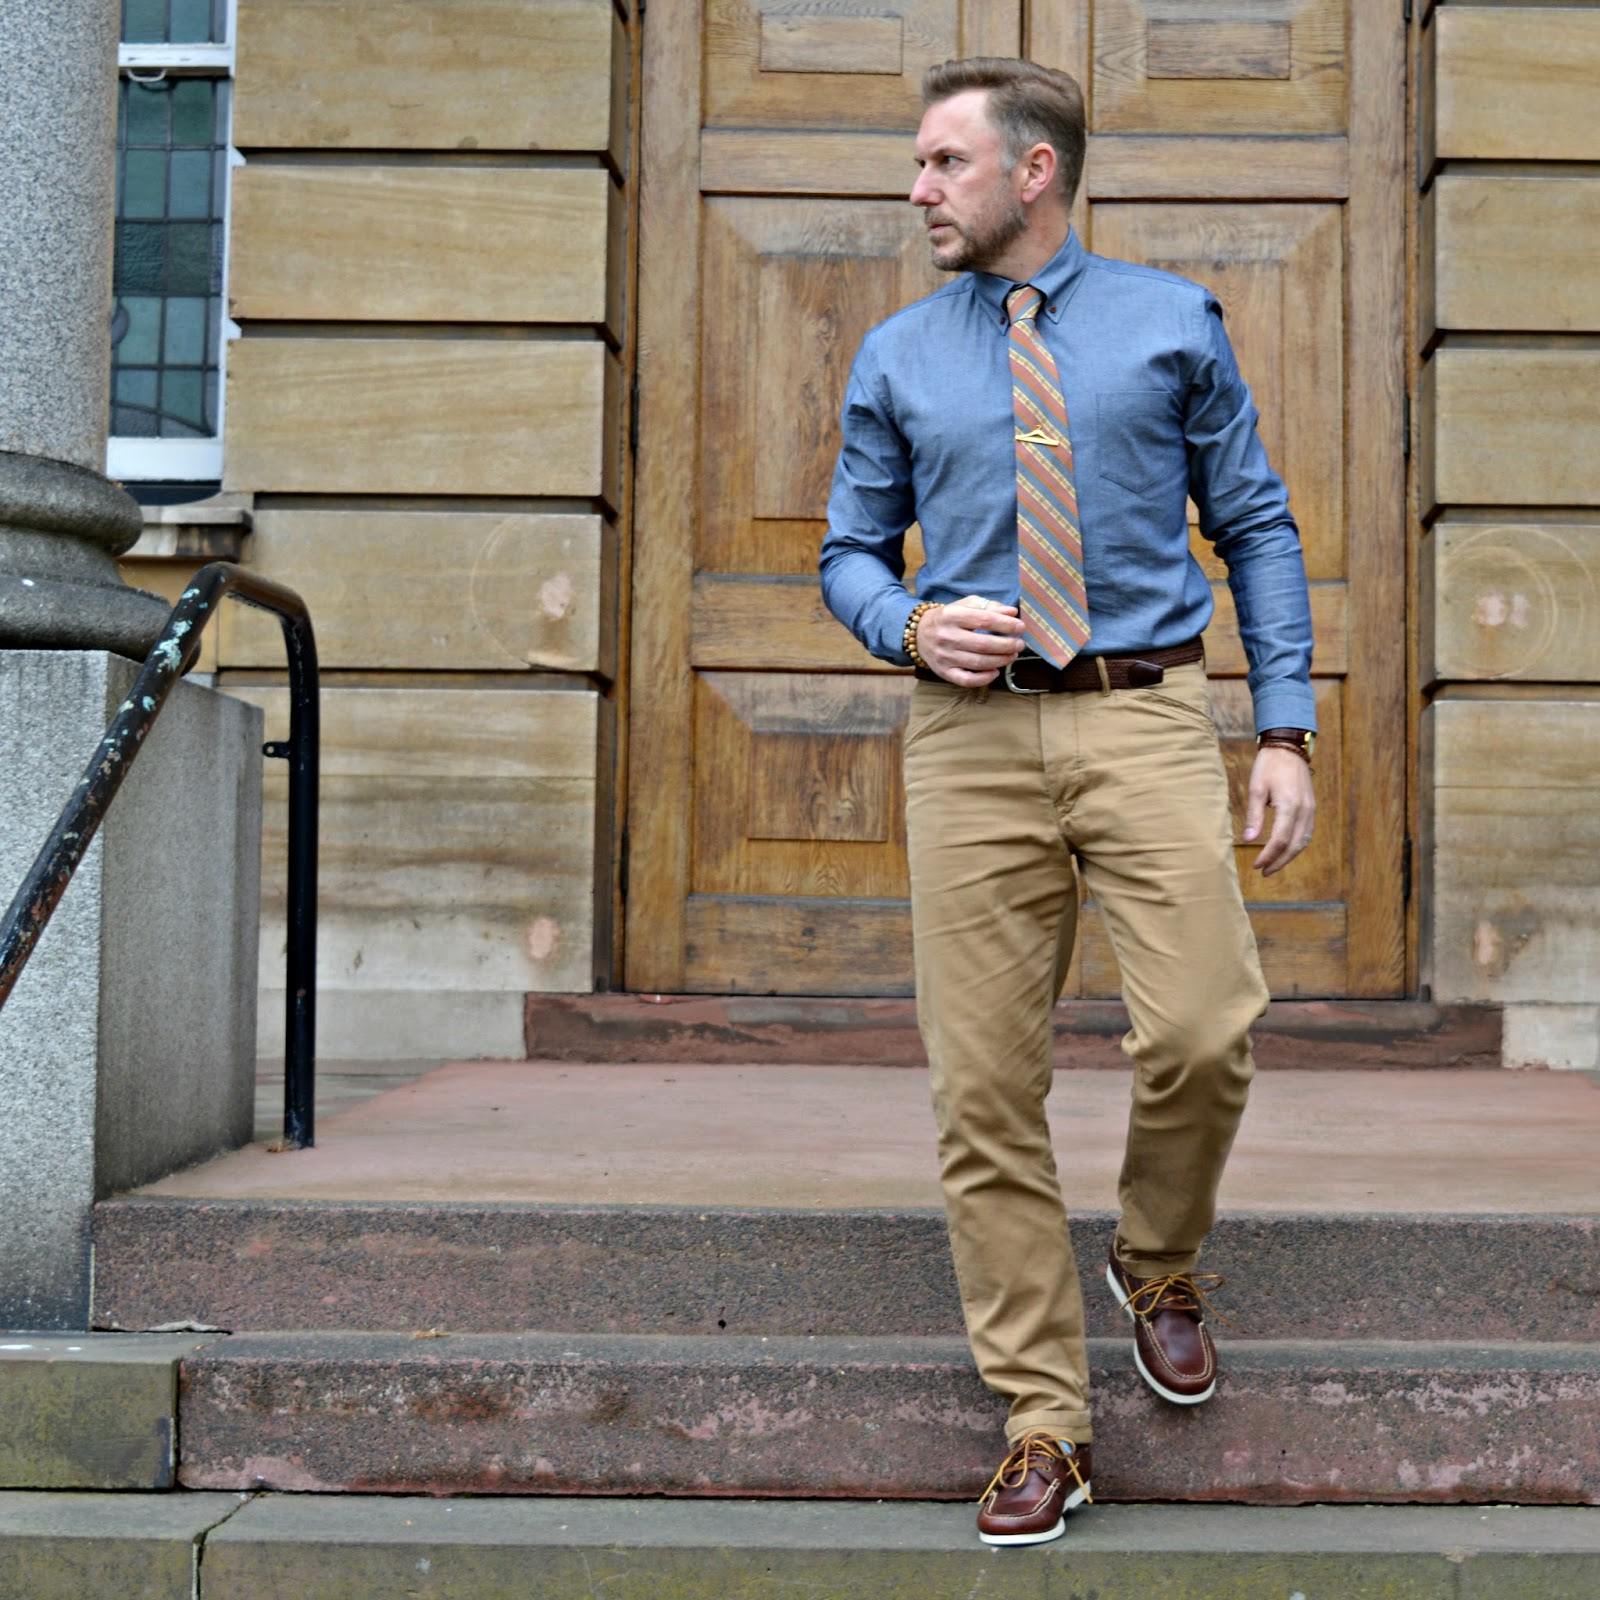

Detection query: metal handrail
xmin=0 ymin=562 xmax=320 ymax=1148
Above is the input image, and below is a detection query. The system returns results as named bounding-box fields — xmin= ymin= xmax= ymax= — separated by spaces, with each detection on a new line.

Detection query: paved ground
xmin=253 ymin=1059 xmax=438 ymax=1134
xmin=145 ymin=1060 xmax=1600 ymax=1212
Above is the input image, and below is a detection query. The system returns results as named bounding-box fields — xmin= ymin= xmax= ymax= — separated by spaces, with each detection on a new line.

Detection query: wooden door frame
xmin=625 ymin=0 xmax=703 ymax=991
xmin=1340 ymin=0 xmax=1409 ymax=993
xmin=624 ymin=0 xmax=1409 ymax=996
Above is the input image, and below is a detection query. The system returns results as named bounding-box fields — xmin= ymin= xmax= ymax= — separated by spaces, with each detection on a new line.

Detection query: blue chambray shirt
xmin=819 ymin=226 xmax=1317 ymax=736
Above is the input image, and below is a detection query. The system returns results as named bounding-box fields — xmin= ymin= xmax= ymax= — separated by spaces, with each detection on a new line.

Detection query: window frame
xmin=107 ymin=0 xmax=240 ymax=485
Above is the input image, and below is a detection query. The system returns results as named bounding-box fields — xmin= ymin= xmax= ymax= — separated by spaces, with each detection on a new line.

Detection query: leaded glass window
xmin=109 ymin=0 xmax=235 ymax=483
xmin=121 ymin=0 xmax=228 ymax=45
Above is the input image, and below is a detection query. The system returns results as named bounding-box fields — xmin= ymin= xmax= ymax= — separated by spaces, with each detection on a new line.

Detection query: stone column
xmin=0 ymin=0 xmax=169 ymax=656
xmin=0 ymin=2 xmax=265 ymax=1329
xmin=0 ymin=656 xmax=263 ymax=1330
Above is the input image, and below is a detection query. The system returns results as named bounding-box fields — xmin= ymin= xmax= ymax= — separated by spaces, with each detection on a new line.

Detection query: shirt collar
xmin=971 ymin=225 xmax=1086 ymax=328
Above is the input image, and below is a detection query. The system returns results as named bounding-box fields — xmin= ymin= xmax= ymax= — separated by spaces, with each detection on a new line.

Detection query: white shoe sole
xmin=1105 ymin=1261 xmax=1217 ymax=1407
xmin=977 ymin=1482 xmax=1091 ymax=1547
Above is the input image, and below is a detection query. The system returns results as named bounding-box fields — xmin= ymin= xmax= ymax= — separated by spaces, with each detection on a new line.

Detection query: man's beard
xmin=928 ymin=190 xmax=1027 ymax=274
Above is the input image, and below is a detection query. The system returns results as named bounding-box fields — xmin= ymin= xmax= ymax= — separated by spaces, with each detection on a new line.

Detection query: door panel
xmin=700 ymin=200 xmax=942 ymax=575
xmin=692 ymin=672 xmax=910 ymax=897
xmin=1092 ymin=0 xmax=1348 ymax=134
xmin=707 ymin=0 xmax=958 ymax=128
xmin=684 ymin=894 xmax=914 ymax=996
xmin=1093 ymin=205 xmax=1345 ymax=583
xmin=629 ymin=0 xmax=1406 ymax=998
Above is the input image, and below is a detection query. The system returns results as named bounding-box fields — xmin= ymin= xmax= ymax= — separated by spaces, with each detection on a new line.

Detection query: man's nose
xmin=910 ymin=169 xmax=937 ymax=207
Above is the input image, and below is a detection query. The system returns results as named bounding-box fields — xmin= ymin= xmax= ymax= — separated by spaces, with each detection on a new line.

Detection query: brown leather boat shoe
xmin=1105 ymin=1242 xmax=1225 ymax=1405
xmin=976 ymin=1431 xmax=1093 ymax=1547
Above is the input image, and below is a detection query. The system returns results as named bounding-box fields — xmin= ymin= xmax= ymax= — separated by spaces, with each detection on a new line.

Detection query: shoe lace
xmin=1117 ymin=1270 xmax=1231 ymax=1326
xmin=981 ymin=1430 xmax=1092 ymax=1505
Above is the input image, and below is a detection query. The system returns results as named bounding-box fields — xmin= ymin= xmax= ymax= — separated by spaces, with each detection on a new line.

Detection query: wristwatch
xmin=1256 ymin=727 xmax=1315 ymax=765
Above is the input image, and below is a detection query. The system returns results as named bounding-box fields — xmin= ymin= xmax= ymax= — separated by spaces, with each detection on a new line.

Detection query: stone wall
xmin=123 ymin=0 xmax=636 ymax=1059
xmin=1416 ymin=2 xmax=1600 ymax=1068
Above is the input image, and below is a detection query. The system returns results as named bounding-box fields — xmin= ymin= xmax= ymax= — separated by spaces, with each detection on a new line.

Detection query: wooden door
xmin=627 ymin=0 xmax=1406 ymax=999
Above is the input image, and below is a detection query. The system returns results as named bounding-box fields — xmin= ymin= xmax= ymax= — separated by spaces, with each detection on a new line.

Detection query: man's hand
xmin=1244 ymin=748 xmax=1315 ymax=876
xmin=918 ymin=596 xmax=1025 ymax=686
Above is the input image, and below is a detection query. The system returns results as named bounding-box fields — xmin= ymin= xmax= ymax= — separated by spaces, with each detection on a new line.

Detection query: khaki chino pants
xmin=902 ymin=658 xmax=1270 ymax=1446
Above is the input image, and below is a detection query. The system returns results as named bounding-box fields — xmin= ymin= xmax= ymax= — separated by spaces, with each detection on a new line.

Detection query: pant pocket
xmin=1128 ymin=685 xmax=1215 ymax=735
xmin=903 ymin=684 xmax=977 ymax=753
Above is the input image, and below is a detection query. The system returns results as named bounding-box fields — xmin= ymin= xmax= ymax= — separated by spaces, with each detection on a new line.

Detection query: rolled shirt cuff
xmin=1250 ymin=684 xmax=1318 ymax=739
xmin=881 ymin=592 xmax=923 ymax=667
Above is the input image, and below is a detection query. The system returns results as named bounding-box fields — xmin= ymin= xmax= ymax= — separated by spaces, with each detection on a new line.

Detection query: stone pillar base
xmin=0 ymin=652 xmax=263 ymax=1329
xmin=0 ymin=452 xmax=170 ymax=660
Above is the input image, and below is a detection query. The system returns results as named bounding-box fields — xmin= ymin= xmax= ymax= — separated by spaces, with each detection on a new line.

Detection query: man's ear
xmin=1019 ymin=141 xmax=1058 ymax=206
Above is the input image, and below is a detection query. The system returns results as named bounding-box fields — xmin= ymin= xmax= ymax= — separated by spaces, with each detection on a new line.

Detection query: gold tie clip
xmin=1015 ymin=425 xmax=1063 ymax=447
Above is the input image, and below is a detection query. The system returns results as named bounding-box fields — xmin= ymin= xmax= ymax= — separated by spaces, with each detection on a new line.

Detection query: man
xmin=819 ymin=57 xmax=1317 ymax=1547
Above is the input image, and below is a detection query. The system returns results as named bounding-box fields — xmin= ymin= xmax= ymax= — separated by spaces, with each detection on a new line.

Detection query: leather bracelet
xmin=1257 ymin=734 xmax=1313 ymax=770
xmin=903 ymin=600 xmax=941 ymax=670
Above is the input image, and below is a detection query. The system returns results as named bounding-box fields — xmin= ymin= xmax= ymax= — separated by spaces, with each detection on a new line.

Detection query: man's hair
xmin=922 ymin=57 xmax=1086 ymax=207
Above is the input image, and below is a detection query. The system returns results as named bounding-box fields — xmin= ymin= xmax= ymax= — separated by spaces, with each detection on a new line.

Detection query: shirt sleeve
xmin=1184 ymin=292 xmax=1319 ymax=736
xmin=820 ymin=336 xmax=921 ymax=666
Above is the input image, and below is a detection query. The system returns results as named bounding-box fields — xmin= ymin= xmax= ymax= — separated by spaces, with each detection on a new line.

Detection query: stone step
xmin=175 ymin=1331 xmax=1600 ymax=1504
xmin=6 ymin=1493 xmax=1599 ymax=1600
xmin=0 ymin=1333 xmax=224 ymax=1490
xmin=93 ymin=1197 xmax=1600 ymax=1343
xmin=523 ymin=994 xmax=1504 ymax=1069
xmin=0 ymin=1491 xmax=244 ymax=1600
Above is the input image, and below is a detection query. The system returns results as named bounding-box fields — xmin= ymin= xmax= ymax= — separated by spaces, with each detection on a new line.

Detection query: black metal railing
xmin=0 ymin=562 xmax=320 ymax=1148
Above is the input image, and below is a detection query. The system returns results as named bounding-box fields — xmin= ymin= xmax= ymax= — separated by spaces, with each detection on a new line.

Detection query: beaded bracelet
xmin=903 ymin=600 xmax=941 ymax=670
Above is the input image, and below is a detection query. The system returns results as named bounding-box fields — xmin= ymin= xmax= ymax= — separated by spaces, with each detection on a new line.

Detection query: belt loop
xmin=1094 ymin=656 xmax=1111 ymax=696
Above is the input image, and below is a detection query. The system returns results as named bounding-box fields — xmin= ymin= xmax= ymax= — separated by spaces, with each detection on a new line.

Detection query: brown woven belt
xmin=913 ymin=637 xmax=1204 ymax=695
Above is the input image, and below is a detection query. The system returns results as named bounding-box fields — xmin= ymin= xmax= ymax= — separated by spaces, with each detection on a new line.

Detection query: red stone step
xmin=175 ymin=1332 xmax=1600 ymax=1505
xmin=522 ymin=996 xmax=1502 ymax=1069
xmin=94 ymin=1198 xmax=1600 ymax=1343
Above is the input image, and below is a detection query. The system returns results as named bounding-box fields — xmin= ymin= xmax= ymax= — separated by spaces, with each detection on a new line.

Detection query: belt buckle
xmin=1003 ymin=656 xmax=1049 ymax=695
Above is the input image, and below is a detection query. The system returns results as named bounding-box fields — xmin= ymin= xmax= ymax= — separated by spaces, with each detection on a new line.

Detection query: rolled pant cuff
xmin=1115 ymin=1253 xmax=1201 ymax=1280
xmin=1005 ymin=1408 xmax=1093 ymax=1447
xmin=1112 ymin=1235 xmax=1202 ymax=1280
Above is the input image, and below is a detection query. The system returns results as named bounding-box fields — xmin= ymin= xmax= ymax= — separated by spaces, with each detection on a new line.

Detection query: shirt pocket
xmin=1096 ymin=388 xmax=1179 ymax=498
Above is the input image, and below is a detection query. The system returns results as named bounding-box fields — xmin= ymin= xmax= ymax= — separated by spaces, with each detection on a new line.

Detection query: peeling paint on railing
xmin=0 ymin=561 xmax=322 ymax=1149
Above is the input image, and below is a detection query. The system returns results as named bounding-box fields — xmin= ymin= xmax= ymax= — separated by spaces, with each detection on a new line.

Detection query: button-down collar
xmin=972 ymin=225 xmax=1089 ymax=329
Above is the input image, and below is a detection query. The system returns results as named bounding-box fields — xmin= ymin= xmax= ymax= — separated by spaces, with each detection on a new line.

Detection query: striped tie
xmin=1006 ymin=283 xmax=1091 ymax=667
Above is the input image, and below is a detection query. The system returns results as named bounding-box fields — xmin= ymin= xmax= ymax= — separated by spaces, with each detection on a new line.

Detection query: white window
xmin=108 ymin=0 xmax=239 ymax=486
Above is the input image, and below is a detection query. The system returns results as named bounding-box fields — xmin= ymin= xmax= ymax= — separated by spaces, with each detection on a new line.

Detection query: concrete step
xmin=93 ymin=1197 xmax=1600 ymax=1343
xmin=0 ymin=1491 xmax=244 ymax=1600
xmin=174 ymin=1331 xmax=1600 ymax=1504
xmin=0 ymin=1333 xmax=224 ymax=1490
xmin=6 ymin=1493 xmax=1600 ymax=1600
